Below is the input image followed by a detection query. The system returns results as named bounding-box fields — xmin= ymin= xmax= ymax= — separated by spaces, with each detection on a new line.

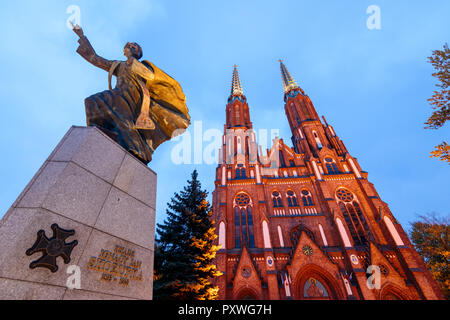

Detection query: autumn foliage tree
xmin=409 ymin=213 xmax=449 ymax=299
xmin=153 ymin=170 xmax=221 ymax=300
xmin=426 ymin=43 xmax=450 ymax=164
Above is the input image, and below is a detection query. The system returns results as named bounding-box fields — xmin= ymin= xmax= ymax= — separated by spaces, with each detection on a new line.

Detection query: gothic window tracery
xmin=234 ymin=207 xmax=240 ymax=248
xmin=235 ymin=164 xmax=246 ymax=179
xmin=325 ymin=157 xmax=340 ymax=174
xmin=290 ymin=224 xmax=315 ymax=248
xmin=234 ymin=193 xmax=255 ymax=248
xmin=286 ymin=190 xmax=299 ymax=207
xmin=336 ymin=188 xmax=369 ymax=246
xmin=272 ymin=191 xmax=283 ymax=207
xmin=236 ymin=168 xmax=240 ymax=179
xmin=301 ymin=190 xmax=314 ymax=206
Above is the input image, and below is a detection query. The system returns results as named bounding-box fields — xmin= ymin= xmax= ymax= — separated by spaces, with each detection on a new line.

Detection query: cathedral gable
xmin=286 ymin=231 xmax=344 ymax=299
xmin=368 ymin=242 xmax=414 ymax=299
xmin=287 ymin=230 xmax=337 ymax=272
xmin=231 ymin=247 xmax=263 ymax=298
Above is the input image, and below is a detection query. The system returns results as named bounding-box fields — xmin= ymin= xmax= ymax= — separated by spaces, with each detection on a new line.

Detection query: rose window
xmin=336 ymin=188 xmax=354 ymax=202
xmin=235 ymin=193 xmax=250 ymax=207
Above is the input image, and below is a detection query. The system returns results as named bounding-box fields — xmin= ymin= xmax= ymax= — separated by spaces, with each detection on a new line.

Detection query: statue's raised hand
xmin=71 ymin=23 xmax=84 ymax=38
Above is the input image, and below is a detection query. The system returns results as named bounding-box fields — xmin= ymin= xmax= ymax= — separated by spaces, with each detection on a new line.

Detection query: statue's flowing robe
xmin=76 ymin=35 xmax=190 ymax=164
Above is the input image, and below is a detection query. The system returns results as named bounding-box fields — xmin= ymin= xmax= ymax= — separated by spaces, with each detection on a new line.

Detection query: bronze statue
xmin=72 ymin=24 xmax=190 ymax=164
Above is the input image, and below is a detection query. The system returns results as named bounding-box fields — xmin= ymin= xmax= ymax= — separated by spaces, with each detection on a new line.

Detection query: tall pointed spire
xmin=231 ymin=65 xmax=244 ymax=96
xmin=279 ymin=60 xmax=299 ymax=93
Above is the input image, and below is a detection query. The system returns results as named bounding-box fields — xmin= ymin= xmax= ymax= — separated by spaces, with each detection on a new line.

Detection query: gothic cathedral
xmin=211 ymin=62 xmax=443 ymax=300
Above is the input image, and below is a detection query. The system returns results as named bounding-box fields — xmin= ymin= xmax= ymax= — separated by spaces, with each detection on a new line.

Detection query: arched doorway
xmin=241 ymin=293 xmax=257 ymax=300
xmin=235 ymin=287 xmax=260 ymax=300
xmin=293 ymin=265 xmax=343 ymax=300
xmin=379 ymin=284 xmax=408 ymax=300
xmin=383 ymin=292 xmax=402 ymax=300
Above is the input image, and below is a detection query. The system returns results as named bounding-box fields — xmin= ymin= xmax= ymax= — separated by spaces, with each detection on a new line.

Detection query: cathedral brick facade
xmin=210 ymin=63 xmax=444 ymax=300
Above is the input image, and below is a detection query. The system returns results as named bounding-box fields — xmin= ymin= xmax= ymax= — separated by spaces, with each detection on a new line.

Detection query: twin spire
xmin=231 ymin=65 xmax=244 ymax=96
xmin=230 ymin=61 xmax=301 ymax=97
xmin=279 ymin=60 xmax=299 ymax=93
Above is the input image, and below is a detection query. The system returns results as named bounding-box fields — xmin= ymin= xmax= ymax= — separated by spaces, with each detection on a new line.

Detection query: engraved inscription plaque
xmin=87 ymin=245 xmax=143 ymax=286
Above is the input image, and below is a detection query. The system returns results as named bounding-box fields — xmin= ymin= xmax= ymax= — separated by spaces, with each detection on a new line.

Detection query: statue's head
xmin=124 ymin=42 xmax=143 ymax=60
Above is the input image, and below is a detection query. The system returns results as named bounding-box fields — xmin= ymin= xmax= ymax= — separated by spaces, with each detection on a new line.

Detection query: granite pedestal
xmin=0 ymin=126 xmax=156 ymax=300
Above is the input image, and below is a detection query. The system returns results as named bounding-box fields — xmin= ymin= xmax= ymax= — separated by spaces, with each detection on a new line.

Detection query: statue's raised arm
xmin=72 ymin=25 xmax=113 ymax=72
xmin=72 ymin=25 xmax=190 ymax=164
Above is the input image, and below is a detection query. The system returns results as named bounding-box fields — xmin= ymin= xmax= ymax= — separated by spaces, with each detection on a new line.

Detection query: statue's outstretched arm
xmin=73 ymin=25 xmax=113 ymax=72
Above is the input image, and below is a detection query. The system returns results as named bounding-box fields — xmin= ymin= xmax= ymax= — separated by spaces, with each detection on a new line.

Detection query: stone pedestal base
xmin=0 ymin=126 xmax=156 ymax=300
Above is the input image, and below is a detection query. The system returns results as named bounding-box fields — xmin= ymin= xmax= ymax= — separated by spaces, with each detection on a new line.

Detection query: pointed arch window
xmin=325 ymin=157 xmax=340 ymax=174
xmin=235 ymin=105 xmax=241 ymax=125
xmin=245 ymin=136 xmax=250 ymax=155
xmin=290 ymin=223 xmax=316 ymax=247
xmin=237 ymin=136 xmax=242 ymax=153
xmin=291 ymin=103 xmax=301 ymax=126
xmin=352 ymin=201 xmax=370 ymax=231
xmin=234 ymin=193 xmax=255 ymax=248
xmin=247 ymin=206 xmax=255 ymax=247
xmin=301 ymin=190 xmax=314 ymax=206
xmin=235 ymin=164 xmax=246 ymax=179
xmin=286 ymin=190 xmax=299 ymax=207
xmin=241 ymin=208 xmax=247 ymax=246
xmin=313 ymin=131 xmax=322 ymax=149
xmin=234 ymin=207 xmax=241 ymax=248
xmin=383 ymin=216 xmax=404 ymax=246
xmin=218 ymin=221 xmax=226 ymax=249
xmin=272 ymin=191 xmax=283 ymax=207
xmin=277 ymin=225 xmax=285 ymax=247
xmin=336 ymin=188 xmax=369 ymax=246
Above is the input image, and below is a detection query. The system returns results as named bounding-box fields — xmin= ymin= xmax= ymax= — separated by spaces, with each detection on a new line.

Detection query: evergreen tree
xmin=153 ymin=170 xmax=221 ymax=300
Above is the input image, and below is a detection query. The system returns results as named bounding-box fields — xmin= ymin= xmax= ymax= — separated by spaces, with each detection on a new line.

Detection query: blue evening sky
xmin=0 ymin=1 xmax=449 ymax=231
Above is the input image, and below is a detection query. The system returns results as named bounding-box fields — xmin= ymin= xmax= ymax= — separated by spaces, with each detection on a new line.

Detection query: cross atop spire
xmin=231 ymin=65 xmax=244 ymax=96
xmin=279 ymin=60 xmax=299 ymax=93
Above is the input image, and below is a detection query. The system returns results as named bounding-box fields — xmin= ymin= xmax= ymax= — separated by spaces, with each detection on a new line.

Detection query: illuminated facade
xmin=211 ymin=63 xmax=443 ymax=300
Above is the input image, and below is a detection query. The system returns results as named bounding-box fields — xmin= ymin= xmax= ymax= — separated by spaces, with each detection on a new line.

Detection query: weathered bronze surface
xmin=26 ymin=224 xmax=78 ymax=273
xmin=72 ymin=25 xmax=190 ymax=164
